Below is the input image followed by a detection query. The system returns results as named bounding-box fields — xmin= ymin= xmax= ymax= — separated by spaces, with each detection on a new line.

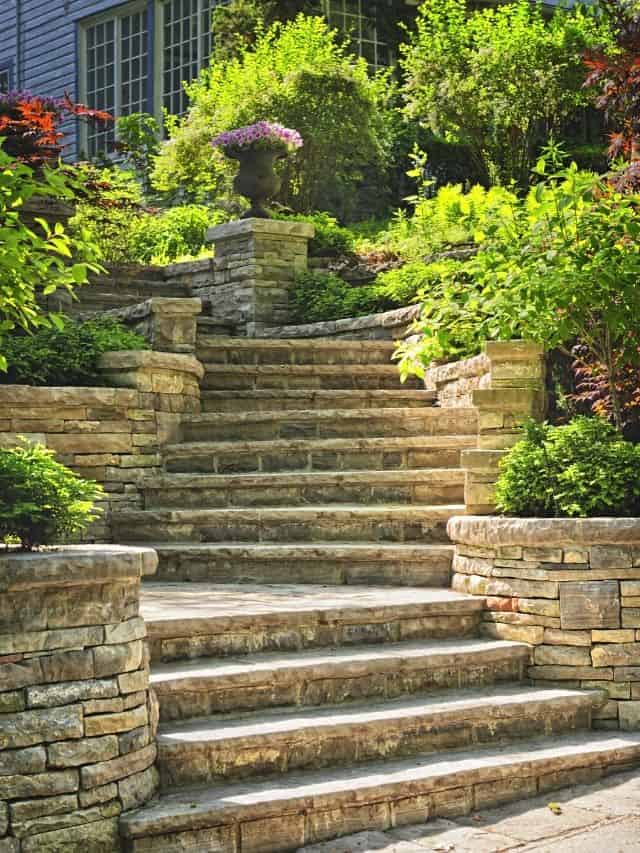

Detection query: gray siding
xmin=0 ymin=1 xmax=17 ymax=88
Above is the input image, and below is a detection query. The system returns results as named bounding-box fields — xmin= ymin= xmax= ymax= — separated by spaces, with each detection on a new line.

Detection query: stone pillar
xmin=104 ymin=298 xmax=202 ymax=354
xmin=462 ymin=341 xmax=546 ymax=514
xmin=448 ymin=516 xmax=640 ymax=731
xmin=205 ymin=218 xmax=315 ymax=336
xmin=0 ymin=545 xmax=158 ymax=852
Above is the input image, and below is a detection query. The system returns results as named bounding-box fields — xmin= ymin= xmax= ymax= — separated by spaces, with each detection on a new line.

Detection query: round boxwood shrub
xmin=0 ymin=443 xmax=104 ymax=550
xmin=495 ymin=417 xmax=640 ymax=518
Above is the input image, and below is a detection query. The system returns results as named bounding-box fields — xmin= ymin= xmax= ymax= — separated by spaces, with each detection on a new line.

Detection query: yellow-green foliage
xmin=152 ymin=14 xmax=395 ymax=217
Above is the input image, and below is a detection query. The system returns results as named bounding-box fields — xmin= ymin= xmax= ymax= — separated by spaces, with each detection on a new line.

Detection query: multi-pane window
xmin=0 ymin=67 xmax=11 ymax=94
xmin=161 ymin=0 xmax=219 ymax=116
xmin=324 ymin=0 xmax=390 ymax=71
xmin=81 ymin=3 xmax=149 ymax=156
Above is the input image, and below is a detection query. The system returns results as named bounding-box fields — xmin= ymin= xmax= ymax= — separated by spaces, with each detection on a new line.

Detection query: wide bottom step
xmin=120 ymin=732 xmax=640 ymax=852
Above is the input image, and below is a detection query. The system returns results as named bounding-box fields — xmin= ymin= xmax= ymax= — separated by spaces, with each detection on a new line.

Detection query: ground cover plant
xmin=1 ymin=318 xmax=148 ymax=387
xmin=495 ymin=417 xmax=640 ymax=517
xmin=0 ymin=442 xmax=104 ymax=550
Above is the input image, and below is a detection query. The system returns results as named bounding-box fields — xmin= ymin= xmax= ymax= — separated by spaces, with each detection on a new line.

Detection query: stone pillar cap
xmin=206 ymin=217 xmax=315 ymax=242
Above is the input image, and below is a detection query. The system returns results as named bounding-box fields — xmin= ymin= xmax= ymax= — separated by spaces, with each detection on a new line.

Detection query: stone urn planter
xmin=0 ymin=545 xmax=159 ymax=850
xmin=447 ymin=515 xmax=640 ymax=730
xmin=212 ymin=121 xmax=303 ymax=219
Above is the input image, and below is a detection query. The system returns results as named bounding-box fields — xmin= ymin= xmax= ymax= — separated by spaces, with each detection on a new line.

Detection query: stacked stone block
xmin=205 ymin=218 xmax=315 ymax=335
xmin=0 ymin=352 xmax=203 ymax=541
xmin=449 ymin=516 xmax=640 ymax=731
xmin=102 ymin=298 xmax=202 ymax=354
xmin=424 ymin=352 xmax=490 ymax=408
xmin=0 ymin=546 xmax=158 ymax=852
xmin=460 ymin=341 xmax=546 ymax=514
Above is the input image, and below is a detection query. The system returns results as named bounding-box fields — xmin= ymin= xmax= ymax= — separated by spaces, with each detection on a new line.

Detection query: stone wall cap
xmin=206 ymin=217 xmax=315 ymax=242
xmin=164 ymin=258 xmax=213 ymax=276
xmin=103 ymin=298 xmax=202 ymax=322
xmin=425 ymin=353 xmax=490 ymax=383
xmin=0 ymin=385 xmax=139 ymax=405
xmin=0 ymin=544 xmax=158 ymax=593
xmin=98 ymin=350 xmax=205 ymax=379
xmin=448 ymin=515 xmax=640 ymax=547
xmin=484 ymin=340 xmax=545 ymax=361
xmin=258 ymin=304 xmax=419 ymax=339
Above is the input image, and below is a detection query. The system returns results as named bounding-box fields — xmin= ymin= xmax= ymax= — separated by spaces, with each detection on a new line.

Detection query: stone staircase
xmin=115 ymin=335 xmax=640 ymax=852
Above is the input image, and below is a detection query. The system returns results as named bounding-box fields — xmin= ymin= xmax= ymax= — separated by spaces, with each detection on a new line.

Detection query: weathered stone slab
xmin=560 ymin=582 xmax=620 ymax=630
xmin=0 ymin=705 xmax=83 ymax=749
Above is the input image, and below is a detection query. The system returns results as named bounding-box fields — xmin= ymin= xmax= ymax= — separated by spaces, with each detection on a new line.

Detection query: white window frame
xmin=78 ymin=0 xmax=150 ymax=156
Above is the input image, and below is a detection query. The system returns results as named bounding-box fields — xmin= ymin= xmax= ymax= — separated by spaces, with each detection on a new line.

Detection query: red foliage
xmin=570 ymin=344 xmax=640 ymax=437
xmin=584 ymin=2 xmax=640 ymax=189
xmin=0 ymin=90 xmax=112 ymax=167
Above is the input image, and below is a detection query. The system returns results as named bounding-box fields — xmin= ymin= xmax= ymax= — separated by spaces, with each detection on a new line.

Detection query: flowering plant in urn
xmin=212 ymin=122 xmax=303 ymax=218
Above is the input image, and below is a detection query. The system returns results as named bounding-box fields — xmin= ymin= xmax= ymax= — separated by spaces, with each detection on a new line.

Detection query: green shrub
xmin=152 ymin=15 xmax=396 ymax=218
xmin=495 ymin=418 xmax=640 ymax=518
xmin=130 ymin=205 xmax=223 ymax=264
xmin=290 ymin=271 xmax=393 ymax=324
xmin=0 ymin=150 xmax=102 ymax=371
xmin=1 ymin=318 xmax=148 ymax=387
xmin=0 ymin=442 xmax=104 ymax=550
xmin=278 ymin=211 xmax=354 ymax=257
xmin=376 ymin=259 xmax=464 ymax=306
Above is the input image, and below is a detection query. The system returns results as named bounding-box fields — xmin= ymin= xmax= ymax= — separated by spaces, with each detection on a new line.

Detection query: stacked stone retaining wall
xmin=0 ymin=352 xmax=203 ymax=541
xmin=0 ymin=546 xmax=158 ymax=852
xmin=424 ymin=353 xmax=491 ymax=408
xmin=449 ymin=516 xmax=640 ymax=731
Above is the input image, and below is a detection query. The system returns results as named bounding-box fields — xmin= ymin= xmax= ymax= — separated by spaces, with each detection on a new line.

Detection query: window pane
xmin=120 ymin=10 xmax=149 ymax=116
xmin=84 ymin=18 xmax=117 ymax=156
xmin=0 ymin=70 xmax=9 ymax=94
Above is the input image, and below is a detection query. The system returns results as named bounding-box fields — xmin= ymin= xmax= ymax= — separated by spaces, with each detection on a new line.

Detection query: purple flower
xmin=212 ymin=122 xmax=303 ymax=154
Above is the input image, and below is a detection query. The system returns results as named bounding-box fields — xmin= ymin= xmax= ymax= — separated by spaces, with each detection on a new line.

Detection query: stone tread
xmin=201 ymin=364 xmax=408 ymax=377
xmin=120 ymin=732 xmax=640 ymax=839
xmin=197 ymin=336 xmax=398 ymax=353
xmin=149 ymin=637 xmax=530 ymax=688
xmin=163 ymin=435 xmax=476 ymax=457
xmin=157 ymin=685 xmax=601 ymax=747
xmin=138 ymin=542 xmax=454 ymax=561
xmin=200 ymin=390 xmax=436 ymax=409
xmin=113 ymin=503 xmax=466 ymax=525
xmin=183 ymin=407 xmax=476 ymax=425
xmin=142 ymin=469 xmax=466 ymax=491
xmin=141 ymin=584 xmax=483 ymax=637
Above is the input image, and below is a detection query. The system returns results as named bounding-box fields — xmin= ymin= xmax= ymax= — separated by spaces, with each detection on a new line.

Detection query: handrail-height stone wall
xmin=448 ymin=516 xmax=640 ymax=731
xmin=0 ymin=545 xmax=158 ymax=851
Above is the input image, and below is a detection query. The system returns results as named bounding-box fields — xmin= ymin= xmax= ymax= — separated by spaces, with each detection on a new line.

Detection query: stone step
xmin=155 ymin=686 xmax=602 ymax=788
xmin=201 ymin=389 xmax=436 ymax=412
xmin=112 ymin=503 xmax=465 ymax=544
xmin=196 ymin=335 xmax=397 ymax=366
xmin=142 ymin=469 xmax=465 ymax=510
xmin=181 ymin=408 xmax=477 ymax=443
xmin=162 ymin=435 xmax=475 ymax=475
xmin=148 ymin=637 xmax=530 ymax=720
xmin=200 ymin=363 xmax=421 ymax=391
xmin=120 ymin=732 xmax=640 ymax=852
xmin=141 ymin=584 xmax=482 ymax=664
xmin=140 ymin=542 xmax=455 ymax=585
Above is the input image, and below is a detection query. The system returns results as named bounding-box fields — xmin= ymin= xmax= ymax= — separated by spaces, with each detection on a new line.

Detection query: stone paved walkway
xmin=298 ymin=769 xmax=640 ymax=852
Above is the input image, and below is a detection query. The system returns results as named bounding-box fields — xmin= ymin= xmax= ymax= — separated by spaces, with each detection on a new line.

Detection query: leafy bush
xmin=0 ymin=150 xmax=102 ymax=371
xmin=0 ymin=442 xmax=104 ymax=550
xmin=384 ymin=183 xmax=517 ymax=262
xmin=290 ymin=271 xmax=393 ymax=324
xmin=71 ymin=167 xmax=227 ymax=264
xmin=495 ymin=418 xmax=640 ymax=518
xmin=401 ymin=0 xmax=609 ymax=187
xmin=152 ymin=15 xmax=396 ymax=218
xmin=1 ymin=318 xmax=147 ymax=387
xmin=278 ymin=211 xmax=355 ymax=257
xmin=376 ymin=259 xmax=465 ymax=306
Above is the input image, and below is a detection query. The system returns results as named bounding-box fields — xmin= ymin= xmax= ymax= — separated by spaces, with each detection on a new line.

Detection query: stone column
xmin=0 ymin=545 xmax=158 ymax=852
xmin=448 ymin=515 xmax=640 ymax=731
xmin=205 ymin=218 xmax=315 ymax=336
xmin=462 ymin=341 xmax=546 ymax=514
